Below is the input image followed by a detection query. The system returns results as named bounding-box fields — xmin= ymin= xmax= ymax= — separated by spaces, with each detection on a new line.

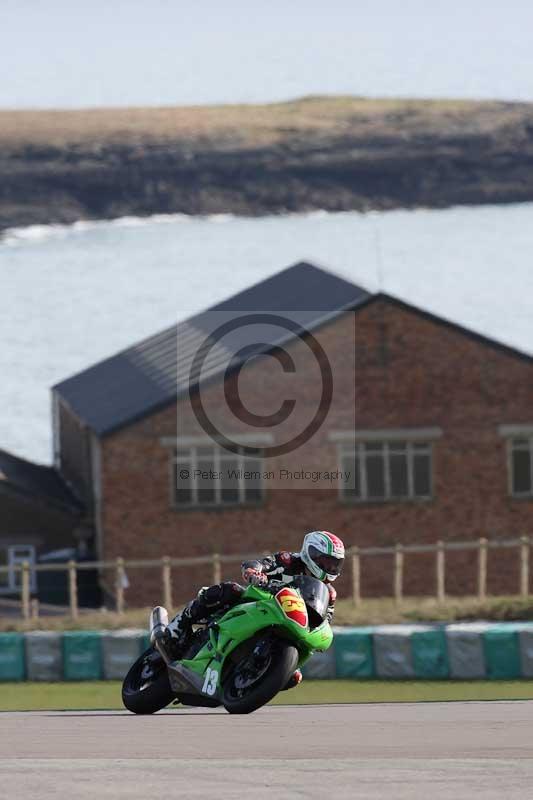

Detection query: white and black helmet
xmin=300 ymin=531 xmax=345 ymax=582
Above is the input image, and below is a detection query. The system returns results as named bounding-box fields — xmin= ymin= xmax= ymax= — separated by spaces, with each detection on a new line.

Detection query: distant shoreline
xmin=1 ymin=96 xmax=533 ymax=232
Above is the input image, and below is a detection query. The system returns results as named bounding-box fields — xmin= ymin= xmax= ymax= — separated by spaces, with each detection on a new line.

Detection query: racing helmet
xmin=300 ymin=531 xmax=345 ymax=582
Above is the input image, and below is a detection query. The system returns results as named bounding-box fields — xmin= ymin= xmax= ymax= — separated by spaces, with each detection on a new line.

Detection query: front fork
xmin=149 ymin=606 xmax=172 ymax=664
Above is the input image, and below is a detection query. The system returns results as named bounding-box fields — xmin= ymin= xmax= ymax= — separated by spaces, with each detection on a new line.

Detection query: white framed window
xmin=499 ymin=426 xmax=533 ymax=499
xmin=0 ymin=545 xmax=36 ymax=594
xmin=172 ymin=444 xmax=264 ymax=508
xmin=508 ymin=437 xmax=533 ymax=497
xmin=338 ymin=440 xmax=433 ymax=503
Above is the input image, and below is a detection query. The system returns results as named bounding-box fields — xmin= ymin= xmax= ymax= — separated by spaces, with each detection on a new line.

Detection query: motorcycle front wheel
xmin=222 ymin=638 xmax=298 ymax=715
xmin=122 ymin=647 xmax=175 ymax=714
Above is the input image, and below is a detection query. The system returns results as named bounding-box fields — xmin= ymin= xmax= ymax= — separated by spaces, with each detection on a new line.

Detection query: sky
xmin=1 ymin=1 xmax=533 ymax=463
xmin=1 ymin=0 xmax=533 ymax=108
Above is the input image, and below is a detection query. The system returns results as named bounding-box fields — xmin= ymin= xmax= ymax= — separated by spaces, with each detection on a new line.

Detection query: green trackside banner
xmin=62 ymin=631 xmax=103 ymax=681
xmin=1 ymin=623 xmax=533 ymax=681
xmin=0 ymin=632 xmax=25 ymax=681
xmin=333 ymin=627 xmax=374 ymax=678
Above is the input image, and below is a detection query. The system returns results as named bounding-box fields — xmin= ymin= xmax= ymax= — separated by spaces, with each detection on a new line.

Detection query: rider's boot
xmin=282 ymin=669 xmax=303 ymax=691
xmin=165 ymin=603 xmax=194 ymax=658
xmin=164 ymin=584 xmax=242 ymax=659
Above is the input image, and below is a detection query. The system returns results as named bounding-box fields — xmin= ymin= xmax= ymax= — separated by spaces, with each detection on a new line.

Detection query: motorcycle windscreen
xmin=286 ymin=575 xmax=330 ymax=624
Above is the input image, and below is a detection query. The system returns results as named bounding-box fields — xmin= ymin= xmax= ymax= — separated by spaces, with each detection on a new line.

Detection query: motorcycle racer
xmin=166 ymin=531 xmax=345 ymax=687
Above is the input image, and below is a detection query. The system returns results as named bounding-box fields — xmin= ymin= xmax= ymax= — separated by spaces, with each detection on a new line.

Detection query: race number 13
xmin=202 ymin=667 xmax=219 ymax=696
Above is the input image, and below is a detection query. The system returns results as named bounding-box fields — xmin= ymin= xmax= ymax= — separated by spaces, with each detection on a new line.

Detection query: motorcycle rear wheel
xmin=223 ymin=638 xmax=298 ymax=715
xmin=122 ymin=647 xmax=175 ymax=714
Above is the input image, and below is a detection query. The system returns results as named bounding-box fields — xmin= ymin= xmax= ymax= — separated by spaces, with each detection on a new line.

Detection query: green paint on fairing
xmin=174 ymin=583 xmax=333 ymax=702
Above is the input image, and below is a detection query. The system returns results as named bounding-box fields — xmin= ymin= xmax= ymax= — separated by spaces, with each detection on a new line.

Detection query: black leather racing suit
xmin=181 ymin=551 xmax=337 ymax=625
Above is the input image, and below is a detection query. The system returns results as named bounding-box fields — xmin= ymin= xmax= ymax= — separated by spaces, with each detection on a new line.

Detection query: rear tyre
xmin=223 ymin=638 xmax=298 ymax=715
xmin=122 ymin=647 xmax=175 ymax=714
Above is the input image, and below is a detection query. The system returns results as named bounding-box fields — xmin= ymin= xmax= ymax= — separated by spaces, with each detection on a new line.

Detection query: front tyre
xmin=122 ymin=647 xmax=175 ymax=714
xmin=223 ymin=638 xmax=298 ymax=715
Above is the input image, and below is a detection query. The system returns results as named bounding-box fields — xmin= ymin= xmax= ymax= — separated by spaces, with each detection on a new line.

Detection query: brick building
xmin=53 ymin=262 xmax=533 ymax=605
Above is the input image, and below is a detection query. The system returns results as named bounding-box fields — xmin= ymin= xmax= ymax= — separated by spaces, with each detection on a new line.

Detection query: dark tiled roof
xmin=54 ymin=261 xmax=372 ymax=435
xmin=0 ymin=449 xmax=84 ymax=513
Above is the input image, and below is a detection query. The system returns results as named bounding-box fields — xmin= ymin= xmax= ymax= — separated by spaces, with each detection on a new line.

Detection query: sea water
xmin=1 ymin=203 xmax=532 ymax=463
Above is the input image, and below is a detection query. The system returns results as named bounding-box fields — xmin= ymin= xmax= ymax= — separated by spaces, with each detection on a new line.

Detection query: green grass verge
xmin=333 ymin=595 xmax=533 ymax=625
xmin=2 ymin=680 xmax=533 ymax=712
xmin=0 ymin=97 xmax=494 ymax=148
xmin=4 ymin=595 xmax=533 ymax=632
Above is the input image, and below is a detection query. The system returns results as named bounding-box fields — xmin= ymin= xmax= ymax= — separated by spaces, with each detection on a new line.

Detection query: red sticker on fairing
xmin=275 ymin=587 xmax=308 ymax=628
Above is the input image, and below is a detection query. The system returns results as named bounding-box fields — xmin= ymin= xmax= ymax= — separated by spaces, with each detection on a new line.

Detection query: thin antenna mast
xmin=372 ymin=214 xmax=385 ymax=291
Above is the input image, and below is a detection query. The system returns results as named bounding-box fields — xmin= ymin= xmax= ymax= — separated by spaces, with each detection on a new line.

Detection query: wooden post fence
xmin=351 ymin=547 xmax=361 ymax=607
xmin=10 ymin=535 xmax=533 ymax=620
xmin=162 ymin=556 xmax=172 ymax=610
xmin=520 ymin=536 xmax=530 ymax=598
xmin=115 ymin=557 xmax=125 ymax=614
xmin=68 ymin=560 xmax=79 ymax=619
xmin=21 ymin=561 xmax=30 ymax=621
xmin=212 ymin=553 xmax=222 ymax=585
xmin=436 ymin=540 xmax=446 ymax=602
xmin=478 ymin=537 xmax=488 ymax=601
xmin=31 ymin=598 xmax=40 ymax=620
xmin=394 ymin=544 xmax=404 ymax=604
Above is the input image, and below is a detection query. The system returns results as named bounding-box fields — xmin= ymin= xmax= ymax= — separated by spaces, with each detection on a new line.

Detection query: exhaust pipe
xmin=150 ymin=605 xmax=169 ymax=646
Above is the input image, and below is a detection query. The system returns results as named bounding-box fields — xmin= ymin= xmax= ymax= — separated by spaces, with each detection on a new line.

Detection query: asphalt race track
xmin=1 ymin=702 xmax=532 ymax=799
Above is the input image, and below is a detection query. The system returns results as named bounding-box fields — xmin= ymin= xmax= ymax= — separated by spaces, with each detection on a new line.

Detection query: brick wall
xmin=97 ymin=298 xmax=533 ymax=607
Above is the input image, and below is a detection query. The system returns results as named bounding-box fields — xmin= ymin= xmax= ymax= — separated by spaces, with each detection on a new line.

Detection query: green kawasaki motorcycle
xmin=122 ymin=575 xmax=333 ymax=715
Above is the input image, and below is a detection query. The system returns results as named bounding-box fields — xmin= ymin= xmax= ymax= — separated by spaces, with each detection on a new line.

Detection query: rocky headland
xmin=1 ymin=96 xmax=533 ymax=232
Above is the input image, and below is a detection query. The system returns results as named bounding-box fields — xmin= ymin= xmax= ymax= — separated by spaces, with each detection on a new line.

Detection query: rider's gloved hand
xmin=242 ymin=566 xmax=267 ymax=586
